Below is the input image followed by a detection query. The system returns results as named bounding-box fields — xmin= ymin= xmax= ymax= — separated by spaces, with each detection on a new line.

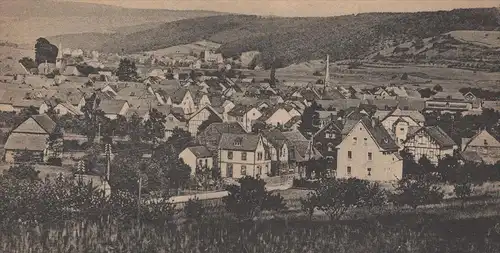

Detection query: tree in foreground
xmin=223 ymin=176 xmax=286 ymax=221
xmin=301 ymin=178 xmax=386 ymax=221
xmin=184 ymin=197 xmax=205 ymax=222
xmin=454 ymin=176 xmax=473 ymax=207
xmin=391 ymin=174 xmax=444 ymax=209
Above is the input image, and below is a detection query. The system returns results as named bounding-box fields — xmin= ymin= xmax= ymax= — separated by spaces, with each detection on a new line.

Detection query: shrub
xmin=184 ymin=197 xmax=205 ymax=222
xmin=391 ymin=174 xmax=444 ymax=209
xmin=303 ymin=178 xmax=386 ymax=221
xmin=223 ymin=176 xmax=286 ymax=221
xmin=46 ymin=157 xmax=62 ymax=166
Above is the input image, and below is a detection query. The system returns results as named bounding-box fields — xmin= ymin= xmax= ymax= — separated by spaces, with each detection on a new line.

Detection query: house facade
xmin=187 ymin=105 xmax=222 ymax=136
xmin=336 ymin=119 xmax=403 ymax=181
xmin=4 ymin=114 xmax=59 ymax=163
xmin=227 ymin=105 xmax=261 ymax=132
xmin=403 ymin=126 xmax=458 ymax=164
xmin=313 ymin=120 xmax=343 ymax=158
xmin=218 ymin=133 xmax=271 ymax=179
xmin=197 ymin=122 xmax=246 ymax=152
xmin=461 ymin=130 xmax=500 ymax=165
xmin=179 ymin=146 xmax=214 ymax=175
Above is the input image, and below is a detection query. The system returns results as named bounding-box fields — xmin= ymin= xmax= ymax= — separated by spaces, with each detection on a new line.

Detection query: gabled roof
xmin=282 ymin=130 xmax=308 ymax=142
xmin=188 ymin=105 xmax=222 ymax=121
xmin=170 ymin=88 xmax=189 ymax=104
xmin=203 ymin=122 xmax=246 ymax=135
xmin=4 ymin=133 xmax=48 ymax=151
xmin=31 ymin=114 xmax=56 ymax=133
xmin=463 ymin=129 xmax=500 ymax=149
xmin=432 ymin=91 xmax=465 ymax=101
xmin=227 ymin=104 xmax=254 ymax=117
xmin=98 ymin=99 xmax=128 ymax=114
xmin=382 ymin=108 xmax=425 ymax=123
xmin=0 ymin=59 xmax=30 ymax=76
xmin=314 ymin=119 xmax=342 ymax=137
xmin=322 ymin=88 xmax=346 ymax=100
xmin=219 ymin=133 xmax=262 ymax=151
xmin=406 ymin=126 xmax=456 ymax=148
xmin=186 ymin=146 xmax=213 ymax=158
xmin=284 ymin=116 xmax=301 ymax=128
xmin=342 ymin=118 xmax=399 ymax=151
xmin=262 ymin=129 xmax=288 ymax=149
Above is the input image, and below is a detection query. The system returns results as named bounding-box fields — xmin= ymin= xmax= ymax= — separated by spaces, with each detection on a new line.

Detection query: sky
xmin=61 ymin=0 xmax=500 ymax=17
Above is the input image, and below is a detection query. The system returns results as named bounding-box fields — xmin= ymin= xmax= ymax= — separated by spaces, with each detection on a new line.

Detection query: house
xmin=284 ymin=116 xmax=301 ymax=131
xmin=227 ymin=105 xmax=262 ymax=132
xmin=336 ymin=118 xmax=403 ymax=181
xmin=260 ymin=106 xmax=293 ymax=127
xmin=162 ymin=107 xmax=188 ymax=139
xmin=262 ymin=129 xmax=290 ymax=174
xmin=53 ymin=102 xmax=82 ymax=116
xmin=204 ymin=50 xmax=224 ymax=64
xmin=283 ymin=130 xmax=323 ymax=176
xmin=187 ymin=105 xmax=223 ymax=136
xmin=380 ymin=108 xmax=425 ymax=146
xmin=197 ymin=122 xmax=246 ymax=152
xmin=4 ymin=114 xmax=59 ymax=163
xmin=179 ymin=146 xmax=214 ymax=175
xmin=403 ymin=126 xmax=458 ymax=164
xmin=313 ymin=119 xmax=343 ymax=158
xmin=98 ymin=100 xmax=129 ymax=119
xmin=425 ymin=92 xmax=473 ymax=113
xmin=165 ymin=88 xmax=196 ymax=115
xmin=62 ymin=66 xmax=83 ymax=76
xmin=218 ymin=133 xmax=271 ymax=179
xmin=461 ymin=130 xmax=500 ymax=165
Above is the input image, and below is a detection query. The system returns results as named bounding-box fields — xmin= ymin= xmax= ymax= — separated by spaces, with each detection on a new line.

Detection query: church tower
xmin=56 ymin=43 xmax=64 ymax=70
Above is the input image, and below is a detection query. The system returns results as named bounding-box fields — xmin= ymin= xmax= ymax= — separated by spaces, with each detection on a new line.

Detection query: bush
xmin=46 ymin=157 xmax=62 ymax=166
xmin=184 ymin=198 xmax=205 ymax=222
xmin=391 ymin=174 xmax=444 ymax=209
xmin=292 ymin=178 xmax=319 ymax=189
xmin=302 ymin=178 xmax=386 ymax=221
xmin=223 ymin=176 xmax=286 ymax=221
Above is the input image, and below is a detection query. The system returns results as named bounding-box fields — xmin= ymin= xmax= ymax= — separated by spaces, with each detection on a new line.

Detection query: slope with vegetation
xmin=50 ymin=8 xmax=500 ymax=68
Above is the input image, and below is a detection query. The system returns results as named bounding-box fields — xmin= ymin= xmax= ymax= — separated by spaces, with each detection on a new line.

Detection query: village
xmin=0 ymin=38 xmax=499 ymax=201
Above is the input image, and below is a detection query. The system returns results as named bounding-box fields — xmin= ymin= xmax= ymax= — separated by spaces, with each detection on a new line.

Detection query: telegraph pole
xmin=105 ymin=143 xmax=111 ymax=181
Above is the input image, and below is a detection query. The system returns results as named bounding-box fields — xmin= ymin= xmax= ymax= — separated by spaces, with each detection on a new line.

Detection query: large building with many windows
xmin=218 ymin=133 xmax=271 ymax=179
xmin=336 ymin=118 xmax=403 ymax=181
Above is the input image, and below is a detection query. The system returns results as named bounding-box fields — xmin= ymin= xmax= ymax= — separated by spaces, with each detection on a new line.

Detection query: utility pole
xmin=97 ymin=122 xmax=101 ymax=144
xmin=105 ymin=143 xmax=111 ymax=181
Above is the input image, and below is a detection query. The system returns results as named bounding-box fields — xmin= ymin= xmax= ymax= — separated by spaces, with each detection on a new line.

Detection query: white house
xmin=218 ymin=133 xmax=271 ymax=179
xmin=227 ymin=105 xmax=262 ymax=132
xmin=336 ymin=118 xmax=403 ymax=181
xmin=179 ymin=146 xmax=214 ymax=175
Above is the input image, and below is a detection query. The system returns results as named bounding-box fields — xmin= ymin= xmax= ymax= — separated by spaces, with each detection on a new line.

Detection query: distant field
xmin=448 ymin=30 xmax=500 ymax=48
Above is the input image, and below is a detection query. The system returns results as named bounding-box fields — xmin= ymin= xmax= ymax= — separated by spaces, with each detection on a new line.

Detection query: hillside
xmin=0 ymin=0 xmax=221 ymax=44
xmin=366 ymin=30 xmax=500 ymax=71
xmin=49 ymin=8 xmax=500 ymax=68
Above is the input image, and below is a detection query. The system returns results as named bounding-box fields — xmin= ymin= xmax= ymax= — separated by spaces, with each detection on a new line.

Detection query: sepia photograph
xmin=0 ymin=0 xmax=500 ymax=252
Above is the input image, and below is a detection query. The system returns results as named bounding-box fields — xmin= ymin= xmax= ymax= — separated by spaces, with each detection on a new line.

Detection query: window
xmin=347 ymin=166 xmax=352 ymax=176
xmin=364 ymin=138 xmax=367 ymax=145
xmin=328 ymin=143 xmax=334 ymax=152
xmin=227 ymin=151 xmax=233 ymax=160
xmin=400 ymin=128 xmax=404 ymax=132
xmin=234 ymin=137 xmax=242 ymax=146
xmin=257 ymin=152 xmax=263 ymax=161
xmin=205 ymin=159 xmax=208 ymax=165
xmin=226 ymin=164 xmax=233 ymax=177
xmin=348 ymin=151 xmax=352 ymax=159
xmin=353 ymin=137 xmax=357 ymax=145
xmin=368 ymin=152 xmax=373 ymax=161
xmin=241 ymin=152 xmax=247 ymax=161
xmin=257 ymin=165 xmax=262 ymax=175
xmin=241 ymin=165 xmax=247 ymax=176
xmin=484 ymin=139 xmax=488 ymax=145
xmin=367 ymin=168 xmax=372 ymax=176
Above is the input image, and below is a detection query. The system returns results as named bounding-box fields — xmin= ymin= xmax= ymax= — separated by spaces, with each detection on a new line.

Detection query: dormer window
xmin=234 ymin=137 xmax=243 ymax=146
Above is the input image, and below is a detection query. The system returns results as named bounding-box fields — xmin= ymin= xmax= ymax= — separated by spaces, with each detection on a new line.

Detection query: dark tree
xmin=34 ymin=38 xmax=58 ymax=65
xmin=299 ymin=101 xmax=320 ymax=138
xmin=19 ymin=57 xmax=37 ymax=70
xmin=143 ymin=108 xmax=166 ymax=147
xmin=223 ymin=176 xmax=286 ymax=221
xmin=418 ymin=88 xmax=436 ymax=98
xmin=433 ymin=84 xmax=443 ymax=92
xmin=391 ymin=174 xmax=443 ymax=209
xmin=117 ymin=58 xmax=138 ymax=81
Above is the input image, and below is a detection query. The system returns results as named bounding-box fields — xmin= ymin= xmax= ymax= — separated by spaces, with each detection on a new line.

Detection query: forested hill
xmin=52 ymin=8 xmax=500 ymax=67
